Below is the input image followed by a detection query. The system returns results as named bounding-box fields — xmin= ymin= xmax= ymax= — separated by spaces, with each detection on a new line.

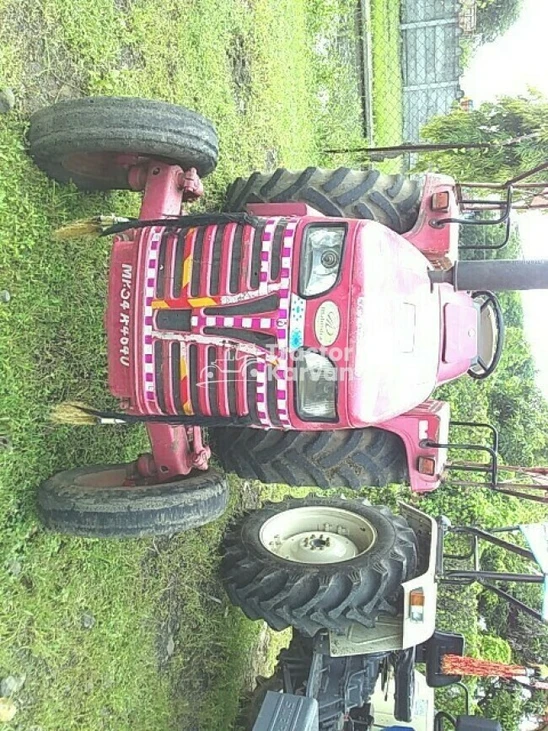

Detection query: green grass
xmin=369 ymin=0 xmax=404 ymax=171
xmin=0 ymin=0 xmax=376 ymax=729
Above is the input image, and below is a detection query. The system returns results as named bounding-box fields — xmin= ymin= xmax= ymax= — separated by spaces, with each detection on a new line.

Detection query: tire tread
xmin=224 ymin=166 xmax=422 ymax=233
xmin=210 ymin=427 xmax=408 ymax=489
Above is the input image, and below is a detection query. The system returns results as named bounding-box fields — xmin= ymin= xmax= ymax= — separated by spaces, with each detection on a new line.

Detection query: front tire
xmin=224 ymin=167 xmax=422 ymax=233
xmin=29 ymin=96 xmax=219 ymax=189
xmin=222 ymin=496 xmax=418 ymax=637
xmin=37 ymin=464 xmax=228 ymax=538
xmin=209 ymin=427 xmax=408 ymax=490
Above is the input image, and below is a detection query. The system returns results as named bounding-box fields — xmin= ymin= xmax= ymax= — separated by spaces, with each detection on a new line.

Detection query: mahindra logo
xmin=323 ymin=311 xmax=338 ymax=336
xmin=314 ymin=301 xmax=340 ymax=347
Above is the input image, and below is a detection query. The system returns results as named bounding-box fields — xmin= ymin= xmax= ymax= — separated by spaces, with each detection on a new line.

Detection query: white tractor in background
xmin=221 ymin=495 xmax=548 ymax=731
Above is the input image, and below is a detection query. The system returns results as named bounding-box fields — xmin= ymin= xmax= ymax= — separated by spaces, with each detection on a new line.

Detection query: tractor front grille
xmin=147 ymin=219 xmax=292 ymax=424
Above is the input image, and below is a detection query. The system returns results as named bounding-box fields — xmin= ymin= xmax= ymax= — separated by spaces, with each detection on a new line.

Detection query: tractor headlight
xmin=299 ymin=225 xmax=345 ymax=297
xmin=296 ymin=351 xmax=337 ymax=421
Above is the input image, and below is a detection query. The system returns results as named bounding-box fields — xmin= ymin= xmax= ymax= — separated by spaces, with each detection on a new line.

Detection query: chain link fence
xmin=369 ymin=0 xmax=466 ymax=169
xmin=323 ymin=0 xmax=468 ymax=171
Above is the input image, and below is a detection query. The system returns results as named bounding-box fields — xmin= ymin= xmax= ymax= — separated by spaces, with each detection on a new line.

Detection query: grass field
xmin=0 ymin=0 xmax=379 ymax=729
xmin=370 ymin=0 xmax=403 ymax=147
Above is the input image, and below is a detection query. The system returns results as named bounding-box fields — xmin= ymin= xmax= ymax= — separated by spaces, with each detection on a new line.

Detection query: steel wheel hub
xmin=259 ymin=505 xmax=377 ymax=564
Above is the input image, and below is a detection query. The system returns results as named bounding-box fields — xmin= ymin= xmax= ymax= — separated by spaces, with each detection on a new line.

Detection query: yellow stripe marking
xmin=183 ymin=400 xmax=193 ymax=415
xmin=188 ymin=296 xmax=217 ymax=308
xmin=152 ymin=299 xmax=169 ymax=310
xmin=182 ymin=255 xmax=193 ymax=289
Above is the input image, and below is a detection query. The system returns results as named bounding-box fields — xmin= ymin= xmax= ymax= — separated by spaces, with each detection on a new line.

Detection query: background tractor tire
xmin=37 ymin=464 xmax=228 ymax=538
xmin=224 ymin=166 xmax=422 ymax=234
xmin=209 ymin=427 xmax=408 ymax=490
xmin=29 ymin=96 xmax=219 ymax=189
xmin=222 ymin=496 xmax=418 ymax=637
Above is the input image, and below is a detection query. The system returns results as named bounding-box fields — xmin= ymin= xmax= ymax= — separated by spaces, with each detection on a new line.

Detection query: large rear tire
xmin=37 ymin=464 xmax=228 ymax=538
xmin=224 ymin=167 xmax=422 ymax=233
xmin=29 ymin=96 xmax=219 ymax=189
xmin=209 ymin=427 xmax=408 ymax=489
xmin=222 ymin=496 xmax=418 ymax=637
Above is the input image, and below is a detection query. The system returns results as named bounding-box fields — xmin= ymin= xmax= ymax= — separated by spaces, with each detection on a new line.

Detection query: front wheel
xmin=221 ymin=496 xmax=418 ymax=637
xmin=29 ymin=96 xmax=219 ymax=190
xmin=37 ymin=464 xmax=228 ymax=538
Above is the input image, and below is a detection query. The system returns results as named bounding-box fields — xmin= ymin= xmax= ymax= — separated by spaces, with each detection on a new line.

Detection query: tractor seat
xmin=456 ymin=716 xmax=502 ymax=731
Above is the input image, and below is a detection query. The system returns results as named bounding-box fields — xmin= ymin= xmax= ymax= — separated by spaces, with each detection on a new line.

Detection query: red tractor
xmin=29 ymin=96 xmax=548 ymax=538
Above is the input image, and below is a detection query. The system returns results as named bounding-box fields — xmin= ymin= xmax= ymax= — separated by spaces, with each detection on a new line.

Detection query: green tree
xmin=488 ymin=326 xmax=548 ymax=465
xmin=459 ymin=221 xmax=521 ymax=260
xmin=414 ymin=90 xmax=548 ymax=185
xmin=477 ymin=0 xmax=524 ymax=44
xmin=477 ymin=683 xmax=530 ymax=731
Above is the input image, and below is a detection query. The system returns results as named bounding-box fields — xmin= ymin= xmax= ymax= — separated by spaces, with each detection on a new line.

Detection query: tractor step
xmin=253 ymin=691 xmax=319 ymax=731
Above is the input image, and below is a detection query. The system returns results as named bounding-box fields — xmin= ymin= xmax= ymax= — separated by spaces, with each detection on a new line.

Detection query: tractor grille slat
xmin=154 ymin=340 xmax=168 ymax=414
xmin=207 ymin=346 xmax=220 ymax=416
xmin=203 ymin=327 xmax=276 ymax=347
xmin=246 ymin=360 xmax=260 ymax=425
xmin=158 ymin=220 xmax=288 ymax=299
xmin=270 ymin=221 xmax=285 ymax=281
xmin=171 ymin=342 xmax=184 ymax=414
xmin=229 ymin=226 xmax=243 ymax=294
xmin=210 ymin=225 xmax=224 ymax=296
xmin=203 ymin=293 xmax=280 ymax=317
xmin=188 ymin=343 xmax=200 ymax=413
xmin=249 ymin=222 xmax=266 ymax=290
xmin=154 ymin=342 xmax=260 ymax=423
xmin=155 ymin=229 xmax=171 ymax=299
xmin=172 ymin=227 xmax=188 ymax=298
xmin=190 ymin=228 xmax=206 ymax=297
xmin=227 ymin=351 xmax=238 ymax=416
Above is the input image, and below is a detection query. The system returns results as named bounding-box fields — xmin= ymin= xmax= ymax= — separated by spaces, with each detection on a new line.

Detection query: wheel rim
xmin=259 ymin=505 xmax=377 ymax=564
xmin=74 ymin=467 xmax=131 ymax=489
xmin=60 ymin=152 xmax=137 ymax=185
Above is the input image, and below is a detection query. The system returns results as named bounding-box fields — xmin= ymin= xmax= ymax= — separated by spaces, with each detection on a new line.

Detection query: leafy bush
xmin=414 ymin=90 xmax=548 ymax=185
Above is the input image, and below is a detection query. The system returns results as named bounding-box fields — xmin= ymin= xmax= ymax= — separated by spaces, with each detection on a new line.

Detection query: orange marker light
xmin=431 ymin=191 xmax=450 ymax=212
xmin=409 ymin=589 xmax=425 ymax=622
xmin=418 ymin=456 xmax=436 ymax=476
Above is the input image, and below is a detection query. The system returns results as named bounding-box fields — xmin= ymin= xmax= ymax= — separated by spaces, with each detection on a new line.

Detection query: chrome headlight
xmin=296 ymin=351 xmax=337 ymax=421
xmin=299 ymin=225 xmax=345 ymax=297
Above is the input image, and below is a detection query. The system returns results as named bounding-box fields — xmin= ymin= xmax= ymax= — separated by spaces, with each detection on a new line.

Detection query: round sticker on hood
xmin=315 ymin=301 xmax=340 ymax=346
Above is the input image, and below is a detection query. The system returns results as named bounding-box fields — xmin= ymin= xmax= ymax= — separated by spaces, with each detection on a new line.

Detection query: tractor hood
xmin=347 ymin=221 xmax=441 ymax=425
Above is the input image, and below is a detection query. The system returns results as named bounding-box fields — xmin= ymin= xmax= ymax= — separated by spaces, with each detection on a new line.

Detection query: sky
xmin=461 ymin=0 xmax=548 ymax=396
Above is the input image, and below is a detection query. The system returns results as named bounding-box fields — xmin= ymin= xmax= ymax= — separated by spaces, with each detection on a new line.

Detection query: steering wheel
xmin=467 ymin=291 xmax=505 ymax=380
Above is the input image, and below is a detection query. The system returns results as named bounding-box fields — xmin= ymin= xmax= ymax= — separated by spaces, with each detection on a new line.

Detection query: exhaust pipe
xmin=429 ymin=259 xmax=548 ymax=292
